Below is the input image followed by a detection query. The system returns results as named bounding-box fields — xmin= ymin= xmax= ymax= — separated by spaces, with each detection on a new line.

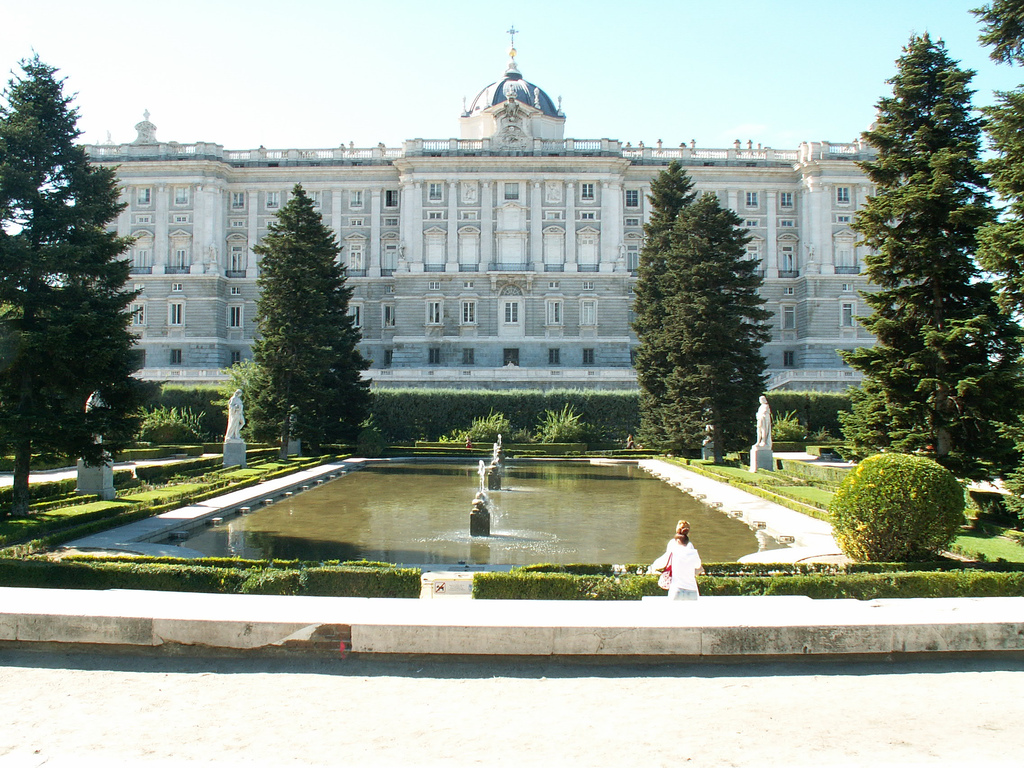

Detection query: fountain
xmin=470 ymin=491 xmax=491 ymax=537
xmin=484 ymin=434 xmax=504 ymax=491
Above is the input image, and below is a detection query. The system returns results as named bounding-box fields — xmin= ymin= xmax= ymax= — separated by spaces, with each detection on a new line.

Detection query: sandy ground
xmin=1 ymin=650 xmax=1022 ymax=768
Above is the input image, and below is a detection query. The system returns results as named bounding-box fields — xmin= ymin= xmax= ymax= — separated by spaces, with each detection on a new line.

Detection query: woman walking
xmin=651 ymin=520 xmax=703 ymax=600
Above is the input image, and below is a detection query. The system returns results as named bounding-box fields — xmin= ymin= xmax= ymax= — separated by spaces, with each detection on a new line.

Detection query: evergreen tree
xmin=0 ymin=56 xmax=142 ymax=517
xmin=975 ymin=1 xmax=1024 ymax=312
xmin=250 ymin=184 xmax=369 ymax=456
xmin=634 ymin=161 xmax=770 ymax=459
xmin=841 ymin=34 xmax=1024 ymax=479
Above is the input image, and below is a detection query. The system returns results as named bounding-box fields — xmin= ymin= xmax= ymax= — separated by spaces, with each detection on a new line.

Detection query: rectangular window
xmin=384 ymin=217 xmax=399 ymax=226
xmin=230 ymin=286 xmax=241 ymax=296
xmin=169 ymin=348 xmax=182 ymax=365
xmin=349 ymin=217 xmax=365 ymax=227
xmin=384 ymin=284 xmax=395 ymax=294
xmin=172 ymin=248 xmax=189 ymax=268
xmin=462 ymin=348 xmax=475 ymax=365
xmin=461 ymin=300 xmax=476 ymax=324
xmin=427 ymin=301 xmax=442 ymax=325
xmin=544 ymin=211 xmax=563 ymax=220
xmin=547 ymin=300 xmax=562 ymax=325
xmin=504 ymin=301 xmax=519 ymax=324
xmin=383 ymin=349 xmax=393 ymax=367
xmin=428 ymin=281 xmax=441 ymax=291
xmin=131 ymin=303 xmax=145 ymax=326
xmin=745 ymin=191 xmax=758 ymax=208
xmin=461 ymin=211 xmax=479 ymax=220
xmin=841 ymin=302 xmax=854 ymax=327
xmin=837 ymin=215 xmax=852 ymax=224
xmin=581 ymin=183 xmax=595 ymax=200
xmin=169 ymin=302 xmax=184 ymax=326
xmin=744 ymin=219 xmax=759 ymax=228
xmin=230 ymin=219 xmax=246 ymax=228
xmin=463 ymin=280 xmax=474 ymax=289
xmin=580 ymin=299 xmax=597 ymax=326
xmin=582 ymin=281 xmax=595 ymax=291
xmin=382 ymin=304 xmax=395 ymax=327
xmin=842 ymin=283 xmax=852 ymax=293
xmin=231 ymin=192 xmax=246 ymax=209
xmin=836 ymin=186 xmax=851 ymax=205
xmin=785 ymin=286 xmax=795 ymax=295
xmin=503 ymin=348 xmax=519 ymax=366
xmin=783 ymin=350 xmax=795 ymax=367
xmin=135 ymin=215 xmax=152 ymax=224
xmin=349 ymin=305 xmax=361 ymax=328
xmin=780 ymin=219 xmax=795 ymax=228
xmin=548 ymin=348 xmax=561 ymax=365
xmin=231 ymin=350 xmax=242 ymax=365
xmin=137 ymin=187 xmax=152 ymax=206
xmin=779 ymin=191 xmax=794 ymax=208
xmin=624 ymin=217 xmax=640 ymax=226
xmin=171 ymin=283 xmax=183 ymax=292
xmin=580 ymin=212 xmax=596 ymax=220
xmin=350 ymin=190 xmax=364 ymax=208
xmin=428 ymin=183 xmax=443 ymax=201
xmin=174 ymin=187 xmax=189 ymax=206
xmin=385 ymin=190 xmax=399 ymax=207
xmin=782 ymin=306 xmax=796 ymax=330
xmin=173 ymin=214 xmax=189 ymax=224
xmin=427 ymin=211 xmax=444 ymax=219
xmin=504 ymin=182 xmax=519 ymax=200
xmin=228 ymin=306 xmax=242 ymax=328
xmin=428 ymin=347 xmax=441 ymax=365
xmin=625 ymin=189 xmax=639 ymax=207
xmin=266 ymin=191 xmax=280 ymax=209
xmin=582 ymin=348 xmax=595 ymax=365
xmin=548 ymin=281 xmax=559 ymax=289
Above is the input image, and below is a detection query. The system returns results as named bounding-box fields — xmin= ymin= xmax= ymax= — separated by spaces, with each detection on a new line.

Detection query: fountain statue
xmin=485 ymin=433 xmax=504 ymax=491
xmin=470 ymin=491 xmax=491 ymax=537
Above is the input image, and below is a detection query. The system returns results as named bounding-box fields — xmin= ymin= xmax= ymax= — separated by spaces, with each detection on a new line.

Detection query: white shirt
xmin=652 ymin=539 xmax=702 ymax=592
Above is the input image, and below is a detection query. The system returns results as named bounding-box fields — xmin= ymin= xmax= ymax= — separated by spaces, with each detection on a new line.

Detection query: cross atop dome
xmin=505 ymin=25 xmax=521 ymax=77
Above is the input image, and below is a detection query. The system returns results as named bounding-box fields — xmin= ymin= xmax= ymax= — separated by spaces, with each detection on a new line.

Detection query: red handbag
xmin=658 ymin=553 xmax=673 ymax=590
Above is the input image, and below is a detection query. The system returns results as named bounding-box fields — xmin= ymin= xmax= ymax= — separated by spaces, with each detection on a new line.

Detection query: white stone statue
xmin=755 ymin=395 xmax=772 ymax=448
xmin=225 ymin=389 xmax=245 ymax=441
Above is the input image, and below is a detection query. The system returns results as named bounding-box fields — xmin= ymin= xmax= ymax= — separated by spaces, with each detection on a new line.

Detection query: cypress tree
xmin=0 ymin=56 xmax=142 ymax=517
xmin=841 ymin=34 xmax=1024 ymax=479
xmin=634 ymin=162 xmax=770 ymax=458
xmin=250 ymin=184 xmax=369 ymax=456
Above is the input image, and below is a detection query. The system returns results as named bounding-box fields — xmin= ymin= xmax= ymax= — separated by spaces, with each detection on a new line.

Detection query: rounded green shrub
xmin=829 ymin=453 xmax=965 ymax=562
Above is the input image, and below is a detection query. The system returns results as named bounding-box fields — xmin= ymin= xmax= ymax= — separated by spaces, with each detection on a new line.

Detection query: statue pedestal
xmin=223 ymin=439 xmax=247 ymax=468
xmin=749 ymin=444 xmax=774 ymax=473
xmin=286 ymin=439 xmax=302 ymax=457
xmin=701 ymin=443 xmax=714 ymax=461
xmin=77 ymin=459 xmax=115 ymax=500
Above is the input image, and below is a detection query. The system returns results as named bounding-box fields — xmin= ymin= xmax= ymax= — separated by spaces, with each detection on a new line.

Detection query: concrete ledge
xmin=1 ymin=587 xmax=1022 ymax=658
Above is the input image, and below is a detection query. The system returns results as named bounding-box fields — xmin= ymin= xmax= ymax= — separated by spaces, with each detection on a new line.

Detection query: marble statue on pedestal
xmin=750 ymin=395 xmax=774 ymax=472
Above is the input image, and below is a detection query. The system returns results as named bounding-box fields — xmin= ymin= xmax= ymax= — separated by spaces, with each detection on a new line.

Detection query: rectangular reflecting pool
xmin=180 ymin=460 xmax=766 ymax=565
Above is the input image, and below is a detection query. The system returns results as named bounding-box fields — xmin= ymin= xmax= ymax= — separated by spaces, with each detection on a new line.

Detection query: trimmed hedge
xmin=474 ymin=567 xmax=1024 ymax=600
xmin=776 ymin=459 xmax=850 ymax=488
xmin=0 ymin=557 xmax=422 ymax=598
xmin=370 ymin=389 xmax=640 ymax=442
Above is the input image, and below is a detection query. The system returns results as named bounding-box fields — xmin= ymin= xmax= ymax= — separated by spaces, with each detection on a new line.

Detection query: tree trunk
xmin=11 ymin=439 xmax=31 ymax=518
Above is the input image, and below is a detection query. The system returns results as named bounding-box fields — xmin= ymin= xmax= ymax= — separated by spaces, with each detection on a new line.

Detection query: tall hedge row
xmin=765 ymin=392 xmax=852 ymax=437
xmin=368 ymin=388 xmax=642 ymax=442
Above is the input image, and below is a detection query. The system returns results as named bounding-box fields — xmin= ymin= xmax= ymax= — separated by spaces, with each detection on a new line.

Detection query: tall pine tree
xmin=634 ymin=162 xmax=769 ymax=458
xmin=841 ymin=34 xmax=1024 ymax=479
xmin=0 ymin=57 xmax=142 ymax=517
xmin=250 ymin=184 xmax=369 ymax=456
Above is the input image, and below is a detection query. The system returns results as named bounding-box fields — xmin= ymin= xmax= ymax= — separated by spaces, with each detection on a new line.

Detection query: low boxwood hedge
xmin=473 ymin=564 xmax=1024 ymax=600
xmin=0 ymin=556 xmax=422 ymax=598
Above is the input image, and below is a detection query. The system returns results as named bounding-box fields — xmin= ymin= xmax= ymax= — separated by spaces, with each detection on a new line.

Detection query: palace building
xmin=86 ymin=47 xmax=876 ymax=391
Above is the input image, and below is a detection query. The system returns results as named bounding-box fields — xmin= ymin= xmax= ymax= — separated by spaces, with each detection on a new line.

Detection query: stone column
xmin=154 ymin=185 xmax=169 ymax=272
xmin=446 ymin=180 xmax=459 ymax=270
xmin=564 ymin=181 xmax=577 ymax=268
xmin=247 ymin=190 xmax=259 ymax=278
xmin=370 ymin=188 xmax=382 ymax=276
xmin=530 ymin=180 xmax=542 ymax=270
xmin=480 ymin=181 xmax=494 ymax=269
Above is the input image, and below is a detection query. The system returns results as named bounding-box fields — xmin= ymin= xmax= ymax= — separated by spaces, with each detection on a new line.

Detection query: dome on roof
xmin=466 ymin=59 xmax=561 ymax=118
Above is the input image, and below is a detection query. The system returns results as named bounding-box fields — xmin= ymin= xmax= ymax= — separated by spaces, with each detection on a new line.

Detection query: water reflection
xmin=182 ymin=461 xmax=763 ymax=565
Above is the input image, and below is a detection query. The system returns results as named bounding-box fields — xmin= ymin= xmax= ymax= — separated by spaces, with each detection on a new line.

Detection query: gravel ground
xmin=1 ymin=649 xmax=1022 ymax=767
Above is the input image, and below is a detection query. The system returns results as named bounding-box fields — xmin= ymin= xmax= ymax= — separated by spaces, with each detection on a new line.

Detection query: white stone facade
xmin=87 ymin=57 xmax=875 ymax=390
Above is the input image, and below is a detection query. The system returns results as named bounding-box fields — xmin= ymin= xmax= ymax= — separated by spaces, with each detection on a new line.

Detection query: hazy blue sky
xmin=2 ymin=0 xmax=1021 ymax=150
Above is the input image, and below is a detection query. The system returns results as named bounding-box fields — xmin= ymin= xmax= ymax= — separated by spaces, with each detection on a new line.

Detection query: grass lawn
xmin=778 ymin=486 xmax=834 ymax=508
xmin=119 ymin=484 xmax=208 ymax=503
xmin=953 ymin=531 xmax=1024 ymax=563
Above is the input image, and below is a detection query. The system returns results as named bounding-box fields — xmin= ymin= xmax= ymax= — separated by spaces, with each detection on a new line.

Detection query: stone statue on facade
xmin=132 ymin=110 xmax=158 ymax=145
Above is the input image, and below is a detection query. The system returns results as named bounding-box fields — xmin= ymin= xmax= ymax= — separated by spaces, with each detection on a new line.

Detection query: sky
xmin=2 ymin=0 xmax=1021 ymax=152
